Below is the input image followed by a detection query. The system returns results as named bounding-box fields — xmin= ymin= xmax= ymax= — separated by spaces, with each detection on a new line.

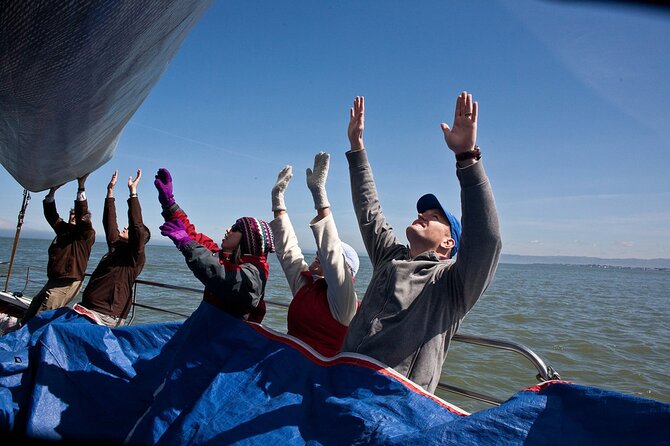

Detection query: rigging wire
xmin=3 ymin=189 xmax=30 ymax=292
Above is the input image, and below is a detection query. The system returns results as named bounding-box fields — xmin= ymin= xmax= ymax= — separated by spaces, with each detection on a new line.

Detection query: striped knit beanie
xmin=235 ymin=217 xmax=275 ymax=256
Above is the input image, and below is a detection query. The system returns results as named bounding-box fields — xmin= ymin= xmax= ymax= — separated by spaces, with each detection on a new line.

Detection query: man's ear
xmin=436 ymin=234 xmax=455 ymax=257
xmin=440 ymin=236 xmax=455 ymax=251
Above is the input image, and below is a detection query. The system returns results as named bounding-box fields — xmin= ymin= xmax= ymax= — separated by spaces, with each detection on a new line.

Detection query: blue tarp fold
xmin=1 ymin=303 xmax=668 ymax=445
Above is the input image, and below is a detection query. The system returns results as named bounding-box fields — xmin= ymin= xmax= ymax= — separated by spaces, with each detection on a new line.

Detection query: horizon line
xmin=1 ymin=235 xmax=668 ymax=263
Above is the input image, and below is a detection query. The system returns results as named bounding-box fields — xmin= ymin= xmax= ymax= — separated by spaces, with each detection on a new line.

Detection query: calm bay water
xmin=2 ymin=237 xmax=668 ymax=413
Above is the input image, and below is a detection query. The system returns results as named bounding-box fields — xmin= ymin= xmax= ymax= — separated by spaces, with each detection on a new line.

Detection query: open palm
xmin=441 ymin=92 xmax=478 ymax=154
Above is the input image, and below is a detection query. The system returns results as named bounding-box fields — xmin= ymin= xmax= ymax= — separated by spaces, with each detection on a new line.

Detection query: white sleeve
xmin=310 ymin=213 xmax=358 ymax=325
xmin=269 ymin=213 xmax=309 ymax=297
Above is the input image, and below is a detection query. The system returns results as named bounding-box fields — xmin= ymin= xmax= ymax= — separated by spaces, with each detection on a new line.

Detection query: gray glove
xmin=306 ymin=152 xmax=330 ymax=210
xmin=272 ymin=165 xmax=293 ymax=211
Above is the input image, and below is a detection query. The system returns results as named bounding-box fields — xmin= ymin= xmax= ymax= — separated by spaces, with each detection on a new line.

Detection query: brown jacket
xmin=81 ymin=197 xmax=149 ymax=319
xmin=44 ymin=198 xmax=95 ymax=281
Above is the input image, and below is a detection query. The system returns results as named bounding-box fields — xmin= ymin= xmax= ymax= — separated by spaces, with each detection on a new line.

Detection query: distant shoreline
xmin=2 ymin=235 xmax=669 ymax=269
xmin=499 ymin=254 xmax=670 ymax=270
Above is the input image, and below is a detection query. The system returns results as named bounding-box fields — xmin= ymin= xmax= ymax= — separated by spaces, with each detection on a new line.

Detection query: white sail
xmin=0 ymin=0 xmax=212 ymax=192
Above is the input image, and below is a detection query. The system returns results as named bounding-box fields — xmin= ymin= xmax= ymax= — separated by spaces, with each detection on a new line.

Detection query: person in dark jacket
xmin=20 ymin=174 xmax=95 ymax=325
xmin=155 ymin=168 xmax=274 ymax=323
xmin=74 ymin=169 xmax=150 ymax=327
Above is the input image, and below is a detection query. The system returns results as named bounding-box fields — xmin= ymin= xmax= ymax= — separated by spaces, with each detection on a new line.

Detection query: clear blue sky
xmin=1 ymin=0 xmax=669 ymax=259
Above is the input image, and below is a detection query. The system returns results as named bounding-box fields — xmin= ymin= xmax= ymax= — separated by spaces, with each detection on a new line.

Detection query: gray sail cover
xmin=0 ymin=1 xmax=212 ymax=191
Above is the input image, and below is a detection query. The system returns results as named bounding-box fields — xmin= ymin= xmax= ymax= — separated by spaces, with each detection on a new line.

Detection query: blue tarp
xmin=1 ymin=303 xmax=669 ymax=445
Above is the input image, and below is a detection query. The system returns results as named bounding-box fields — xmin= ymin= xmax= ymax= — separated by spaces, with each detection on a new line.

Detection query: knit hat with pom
xmin=233 ymin=217 xmax=275 ymax=256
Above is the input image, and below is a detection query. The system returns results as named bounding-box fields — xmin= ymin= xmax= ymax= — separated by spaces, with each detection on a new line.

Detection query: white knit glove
xmin=306 ymin=152 xmax=330 ymax=210
xmin=272 ymin=165 xmax=293 ymax=211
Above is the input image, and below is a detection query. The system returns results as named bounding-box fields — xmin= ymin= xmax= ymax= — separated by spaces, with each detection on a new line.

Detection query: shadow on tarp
xmin=0 ymin=309 xmax=181 ymax=441
xmin=123 ymin=303 xmax=457 ymax=445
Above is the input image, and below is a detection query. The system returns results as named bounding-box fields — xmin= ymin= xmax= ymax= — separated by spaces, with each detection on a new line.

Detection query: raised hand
xmin=77 ymin=172 xmax=90 ymax=189
xmin=160 ymin=220 xmax=191 ymax=250
xmin=154 ymin=168 xmax=175 ymax=209
xmin=441 ymin=91 xmax=478 ymax=156
xmin=272 ymin=165 xmax=293 ymax=212
xmin=108 ymin=170 xmax=118 ymax=190
xmin=106 ymin=170 xmax=118 ymax=199
xmin=348 ymin=96 xmax=365 ymax=151
xmin=46 ymin=183 xmax=64 ymax=199
xmin=128 ymin=169 xmax=142 ymax=195
xmin=306 ymin=152 xmax=330 ymax=210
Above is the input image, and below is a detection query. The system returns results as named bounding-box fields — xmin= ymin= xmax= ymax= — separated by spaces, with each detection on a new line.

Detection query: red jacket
xmin=287 ymin=272 xmax=348 ymax=357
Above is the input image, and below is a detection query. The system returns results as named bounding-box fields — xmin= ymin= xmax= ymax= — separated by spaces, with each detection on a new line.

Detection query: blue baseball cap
xmin=416 ymin=193 xmax=461 ymax=258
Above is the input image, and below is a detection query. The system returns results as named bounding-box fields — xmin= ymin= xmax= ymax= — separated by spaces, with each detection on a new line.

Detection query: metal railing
xmin=2 ymin=264 xmax=560 ymax=407
xmin=438 ymin=334 xmax=561 ymax=406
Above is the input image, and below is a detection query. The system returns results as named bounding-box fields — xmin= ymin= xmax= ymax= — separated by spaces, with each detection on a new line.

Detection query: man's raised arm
xmin=103 ymin=170 xmax=120 ymax=247
xmin=346 ymin=96 xmax=403 ymax=267
xmin=442 ymin=92 xmax=502 ymax=313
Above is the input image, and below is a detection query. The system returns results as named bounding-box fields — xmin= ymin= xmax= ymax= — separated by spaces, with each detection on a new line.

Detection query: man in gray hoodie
xmin=342 ymin=92 xmax=502 ymax=393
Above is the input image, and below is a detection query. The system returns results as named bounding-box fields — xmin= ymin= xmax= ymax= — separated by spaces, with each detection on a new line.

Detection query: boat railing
xmin=4 ymin=263 xmax=561 ymax=407
xmin=439 ymin=334 xmax=561 ymax=406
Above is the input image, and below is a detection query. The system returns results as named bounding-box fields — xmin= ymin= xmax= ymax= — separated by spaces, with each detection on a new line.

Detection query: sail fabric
xmin=0 ymin=303 xmax=669 ymax=445
xmin=0 ymin=1 xmax=212 ymax=191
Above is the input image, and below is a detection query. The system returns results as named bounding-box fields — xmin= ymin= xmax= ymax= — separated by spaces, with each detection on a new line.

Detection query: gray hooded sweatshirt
xmin=342 ymin=149 xmax=502 ymax=393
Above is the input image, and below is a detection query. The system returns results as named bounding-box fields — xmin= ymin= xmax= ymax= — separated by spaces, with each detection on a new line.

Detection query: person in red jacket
xmin=20 ymin=174 xmax=95 ymax=326
xmin=155 ymin=168 xmax=274 ymax=323
xmin=270 ymin=152 xmax=359 ymax=357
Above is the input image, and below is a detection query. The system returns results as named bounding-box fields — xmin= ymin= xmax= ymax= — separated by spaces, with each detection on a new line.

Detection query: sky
xmin=1 ymin=0 xmax=669 ymax=259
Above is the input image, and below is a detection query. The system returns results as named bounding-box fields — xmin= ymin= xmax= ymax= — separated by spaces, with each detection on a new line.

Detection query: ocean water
xmin=1 ymin=237 xmax=668 ymax=413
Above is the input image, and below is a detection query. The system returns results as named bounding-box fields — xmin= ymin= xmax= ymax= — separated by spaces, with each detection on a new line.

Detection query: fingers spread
xmin=453 ymin=95 xmax=462 ymax=121
xmin=464 ymin=92 xmax=472 ymax=114
xmin=351 ymin=96 xmax=365 ymax=118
